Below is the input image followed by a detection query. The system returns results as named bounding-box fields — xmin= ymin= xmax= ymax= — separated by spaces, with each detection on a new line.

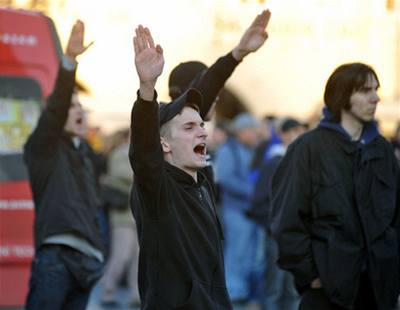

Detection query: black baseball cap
xmin=159 ymin=88 xmax=203 ymax=126
xmin=280 ymin=117 xmax=306 ymax=132
xmin=168 ymin=61 xmax=208 ymax=99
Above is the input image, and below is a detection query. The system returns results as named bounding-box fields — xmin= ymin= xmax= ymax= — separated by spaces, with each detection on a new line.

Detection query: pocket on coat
xmin=371 ymin=167 xmax=397 ymax=220
xmin=311 ymin=179 xmax=343 ymax=219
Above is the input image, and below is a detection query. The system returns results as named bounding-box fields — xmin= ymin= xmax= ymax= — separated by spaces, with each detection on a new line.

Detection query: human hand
xmin=311 ymin=278 xmax=322 ymax=289
xmin=232 ymin=9 xmax=271 ymax=61
xmin=133 ymin=25 xmax=164 ymax=99
xmin=65 ymin=20 xmax=93 ymax=62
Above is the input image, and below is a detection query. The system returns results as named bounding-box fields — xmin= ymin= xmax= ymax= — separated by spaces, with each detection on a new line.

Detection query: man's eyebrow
xmin=361 ymin=84 xmax=379 ymax=90
xmin=183 ymin=121 xmax=203 ymax=126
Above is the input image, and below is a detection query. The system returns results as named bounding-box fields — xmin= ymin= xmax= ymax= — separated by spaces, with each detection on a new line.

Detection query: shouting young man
xmin=130 ymin=26 xmax=223 ymax=310
xmin=130 ymin=10 xmax=270 ymax=310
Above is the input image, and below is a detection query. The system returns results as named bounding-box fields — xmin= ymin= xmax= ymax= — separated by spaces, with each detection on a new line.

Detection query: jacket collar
xmin=317 ymin=108 xmax=384 ymax=160
xmin=318 ymin=107 xmax=380 ymax=146
xmin=164 ymin=161 xmax=205 ymax=188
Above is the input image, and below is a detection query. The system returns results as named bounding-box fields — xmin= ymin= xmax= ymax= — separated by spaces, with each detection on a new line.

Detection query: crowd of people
xmin=21 ymin=8 xmax=400 ymax=310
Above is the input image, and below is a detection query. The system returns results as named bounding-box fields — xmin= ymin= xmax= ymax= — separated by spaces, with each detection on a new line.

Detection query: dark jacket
xmin=129 ymin=93 xmax=231 ymax=309
xmin=24 ymin=66 xmax=103 ymax=251
xmin=247 ymin=155 xmax=282 ymax=231
xmin=270 ymin=126 xmax=400 ymax=310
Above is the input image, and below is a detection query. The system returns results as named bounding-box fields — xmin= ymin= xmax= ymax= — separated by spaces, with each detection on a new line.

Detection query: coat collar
xmin=164 ymin=161 xmax=205 ymax=188
xmin=318 ymin=107 xmax=380 ymax=146
xmin=318 ymin=126 xmax=385 ymax=161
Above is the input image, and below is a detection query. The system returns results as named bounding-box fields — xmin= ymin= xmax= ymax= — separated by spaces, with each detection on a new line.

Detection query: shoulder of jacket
xmin=289 ymin=128 xmax=320 ymax=150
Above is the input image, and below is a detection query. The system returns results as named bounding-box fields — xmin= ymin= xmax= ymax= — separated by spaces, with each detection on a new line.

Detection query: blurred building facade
xmin=2 ymin=0 xmax=399 ymax=136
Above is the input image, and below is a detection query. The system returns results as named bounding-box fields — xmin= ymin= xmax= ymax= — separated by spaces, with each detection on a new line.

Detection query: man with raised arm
xmin=130 ymin=12 xmax=270 ymax=308
xmin=130 ymin=8 xmax=271 ymax=216
xmin=168 ymin=9 xmax=271 ymax=121
xmin=24 ymin=21 xmax=104 ymax=310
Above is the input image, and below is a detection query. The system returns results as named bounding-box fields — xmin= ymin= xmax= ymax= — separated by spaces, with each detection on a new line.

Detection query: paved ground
xmin=0 ymin=282 xmax=260 ymax=310
xmin=87 ymin=283 xmax=260 ymax=310
xmin=87 ymin=283 xmax=140 ymax=310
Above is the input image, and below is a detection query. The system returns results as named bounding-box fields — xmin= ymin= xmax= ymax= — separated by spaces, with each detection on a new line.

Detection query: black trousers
xmin=299 ymin=274 xmax=377 ymax=310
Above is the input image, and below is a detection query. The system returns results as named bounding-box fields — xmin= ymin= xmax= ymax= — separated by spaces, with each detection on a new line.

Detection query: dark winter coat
xmin=270 ymin=126 xmax=400 ymax=309
xmin=130 ymin=94 xmax=231 ymax=310
xmin=24 ymin=66 xmax=103 ymax=252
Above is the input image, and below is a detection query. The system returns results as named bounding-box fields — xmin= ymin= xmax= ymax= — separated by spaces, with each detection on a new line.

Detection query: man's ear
xmin=160 ymin=137 xmax=171 ymax=153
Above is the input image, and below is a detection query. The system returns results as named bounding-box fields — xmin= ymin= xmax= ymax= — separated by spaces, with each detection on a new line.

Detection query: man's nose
xmin=198 ymin=127 xmax=208 ymax=138
xmin=372 ymin=91 xmax=380 ymax=104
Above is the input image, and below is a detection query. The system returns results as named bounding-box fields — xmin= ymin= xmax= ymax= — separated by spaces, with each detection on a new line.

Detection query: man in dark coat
xmin=130 ymin=11 xmax=270 ymax=310
xmin=130 ymin=10 xmax=270 ymax=309
xmin=24 ymin=21 xmax=104 ymax=310
xmin=270 ymin=63 xmax=400 ymax=310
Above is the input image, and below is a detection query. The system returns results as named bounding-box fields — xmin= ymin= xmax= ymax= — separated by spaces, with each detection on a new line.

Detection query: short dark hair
xmin=323 ymin=62 xmax=380 ymax=122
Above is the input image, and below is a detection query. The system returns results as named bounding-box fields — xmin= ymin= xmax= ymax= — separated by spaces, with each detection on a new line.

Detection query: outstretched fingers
xmin=145 ymin=27 xmax=155 ymax=49
xmin=251 ymin=9 xmax=271 ymax=30
xmin=260 ymin=9 xmax=271 ymax=29
xmin=135 ymin=27 xmax=144 ymax=51
xmin=71 ymin=20 xmax=84 ymax=37
xmin=133 ymin=25 xmax=159 ymax=55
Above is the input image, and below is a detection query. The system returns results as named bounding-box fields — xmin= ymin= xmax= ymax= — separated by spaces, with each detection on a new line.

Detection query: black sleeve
xmin=194 ymin=52 xmax=240 ymax=119
xmin=24 ymin=65 xmax=76 ymax=160
xmin=250 ymin=140 xmax=269 ymax=170
xmin=270 ymin=140 xmax=318 ymax=289
xmin=129 ymin=91 xmax=165 ymax=219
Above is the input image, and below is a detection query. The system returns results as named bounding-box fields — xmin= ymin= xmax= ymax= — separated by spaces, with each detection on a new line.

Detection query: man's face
xmin=64 ymin=94 xmax=86 ymax=137
xmin=347 ymin=74 xmax=380 ymax=123
xmin=162 ymin=106 xmax=208 ymax=174
xmin=281 ymin=126 xmax=307 ymax=146
xmin=236 ymin=127 xmax=260 ymax=148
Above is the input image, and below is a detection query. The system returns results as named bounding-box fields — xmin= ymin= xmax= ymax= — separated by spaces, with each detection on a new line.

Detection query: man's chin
xmin=63 ymin=129 xmax=86 ymax=138
xmin=197 ymin=161 xmax=207 ymax=169
xmin=190 ymin=161 xmax=207 ymax=170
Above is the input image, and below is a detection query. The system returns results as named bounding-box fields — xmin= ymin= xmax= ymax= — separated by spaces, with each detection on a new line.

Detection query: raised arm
xmin=130 ymin=26 xmax=165 ymax=194
xmin=25 ymin=20 xmax=90 ymax=158
xmin=197 ymin=10 xmax=271 ymax=119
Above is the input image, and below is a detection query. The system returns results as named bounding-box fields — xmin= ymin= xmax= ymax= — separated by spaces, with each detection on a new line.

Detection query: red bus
xmin=0 ymin=8 xmax=61 ymax=306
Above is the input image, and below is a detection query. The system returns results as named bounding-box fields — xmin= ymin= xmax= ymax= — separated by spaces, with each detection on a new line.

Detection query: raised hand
xmin=65 ymin=20 xmax=92 ymax=61
xmin=133 ymin=25 xmax=164 ymax=92
xmin=232 ymin=9 xmax=271 ymax=61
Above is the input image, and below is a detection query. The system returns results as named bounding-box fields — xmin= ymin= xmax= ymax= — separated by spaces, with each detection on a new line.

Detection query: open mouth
xmin=76 ymin=117 xmax=83 ymax=125
xmin=193 ymin=143 xmax=206 ymax=156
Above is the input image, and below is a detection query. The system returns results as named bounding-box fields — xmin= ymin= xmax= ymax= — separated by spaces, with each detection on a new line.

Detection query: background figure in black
xmin=24 ymin=21 xmax=104 ymax=310
xmin=270 ymin=63 xmax=400 ymax=310
xmin=249 ymin=114 xmax=278 ymax=183
xmin=247 ymin=117 xmax=306 ymax=310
